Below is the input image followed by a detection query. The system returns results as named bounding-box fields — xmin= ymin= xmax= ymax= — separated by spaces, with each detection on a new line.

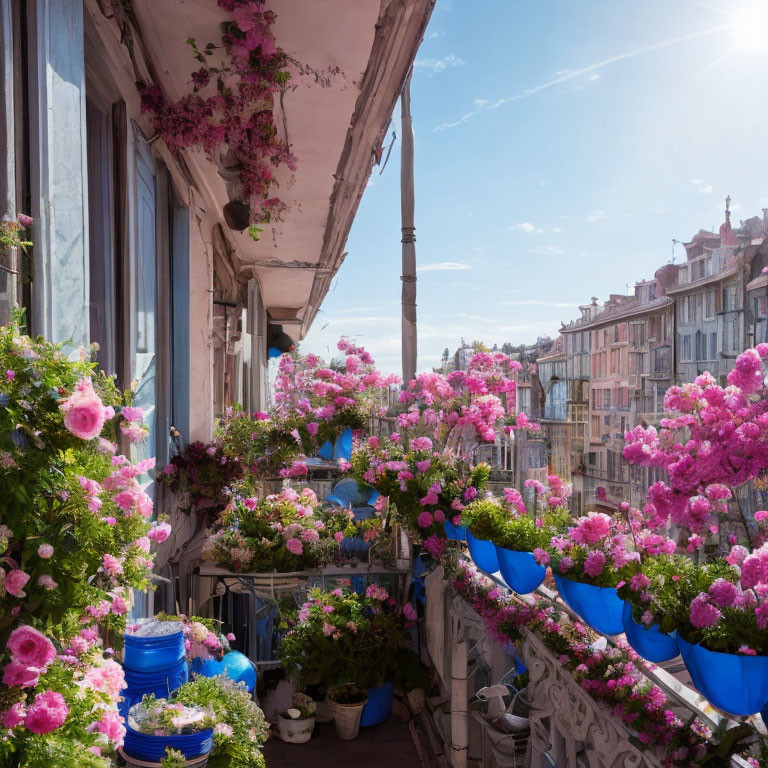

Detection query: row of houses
xmin=527 ymin=198 xmax=768 ymax=514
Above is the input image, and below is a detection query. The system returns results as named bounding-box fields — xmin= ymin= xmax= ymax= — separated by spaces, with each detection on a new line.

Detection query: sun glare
xmin=729 ymin=3 xmax=768 ymax=53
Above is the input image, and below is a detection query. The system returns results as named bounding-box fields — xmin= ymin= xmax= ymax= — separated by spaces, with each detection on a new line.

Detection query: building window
xmin=683 ymin=334 xmax=691 ymax=361
xmin=704 ymin=289 xmax=715 ymax=320
xmin=710 ymin=332 xmax=718 ymax=361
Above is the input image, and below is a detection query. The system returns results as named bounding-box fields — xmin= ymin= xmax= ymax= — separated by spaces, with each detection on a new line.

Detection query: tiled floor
xmin=263 ymin=718 xmax=425 ymax=767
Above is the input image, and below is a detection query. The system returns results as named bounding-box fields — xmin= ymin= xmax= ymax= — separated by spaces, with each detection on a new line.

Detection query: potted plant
xmin=326 ymin=684 xmax=368 ymax=740
xmin=123 ymin=695 xmax=215 ymax=763
xmin=487 ymin=496 xmax=571 ymax=595
xmin=278 ymin=585 xmax=411 ymax=739
xmin=461 ymin=498 xmax=504 ymax=575
xmin=546 ymin=512 xmax=635 ymax=636
xmin=277 ymin=692 xmax=317 ymax=743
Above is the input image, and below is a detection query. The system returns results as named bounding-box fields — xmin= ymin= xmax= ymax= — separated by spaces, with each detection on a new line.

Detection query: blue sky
xmin=303 ymin=0 xmax=768 ymax=376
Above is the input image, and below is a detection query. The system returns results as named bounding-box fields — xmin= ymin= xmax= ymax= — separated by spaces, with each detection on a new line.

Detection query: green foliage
xmin=161 ymin=749 xmax=188 ymax=768
xmin=278 ymin=586 xmax=409 ymax=692
xmin=496 ymin=507 xmax=572 ymax=552
xmin=173 ymin=676 xmax=268 ymax=768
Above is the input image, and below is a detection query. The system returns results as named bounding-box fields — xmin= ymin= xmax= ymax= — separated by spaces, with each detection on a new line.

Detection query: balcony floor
xmin=263 ymin=717 xmax=428 ymax=767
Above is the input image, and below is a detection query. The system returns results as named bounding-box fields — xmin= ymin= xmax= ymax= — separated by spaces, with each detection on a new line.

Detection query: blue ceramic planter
xmin=124 ymin=630 xmax=186 ymax=673
xmin=443 ymin=520 xmax=467 ymax=541
xmin=123 ymin=725 xmax=214 ymax=762
xmin=621 ymin=601 xmax=678 ymax=663
xmin=190 ymin=650 xmax=257 ymax=693
xmin=553 ymin=574 xmax=624 ymax=636
xmin=340 ymin=536 xmax=372 ymax=558
xmin=495 ymin=546 xmax=546 ymax=594
xmin=360 ymin=681 xmax=394 ymax=727
xmin=678 ymin=636 xmax=768 ymax=716
xmin=466 ymin=530 xmax=499 ymax=574
xmin=121 ymin=661 xmax=189 ymax=716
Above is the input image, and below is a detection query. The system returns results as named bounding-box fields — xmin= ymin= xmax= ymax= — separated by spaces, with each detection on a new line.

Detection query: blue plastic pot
xmin=495 ymin=546 xmax=546 ymax=594
xmin=318 ymin=428 xmax=354 ymax=461
xmin=678 ymin=636 xmax=768 ymax=716
xmin=466 ymin=530 xmax=499 ymax=574
xmin=621 ymin=601 xmax=679 ymax=663
xmin=360 ymin=681 xmax=394 ymax=727
xmin=121 ymin=661 xmax=189 ymax=715
xmin=553 ymin=574 xmax=624 ymax=636
xmin=340 ymin=536 xmax=372 ymax=557
xmin=123 ymin=630 xmax=186 ymax=673
xmin=123 ymin=725 xmax=213 ymax=762
xmin=443 ymin=520 xmax=467 ymax=541
xmin=190 ymin=650 xmax=257 ymax=693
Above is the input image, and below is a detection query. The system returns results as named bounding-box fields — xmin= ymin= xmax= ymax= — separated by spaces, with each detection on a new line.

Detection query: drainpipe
xmin=400 ymin=68 xmax=417 ymax=384
xmin=450 ymin=636 xmax=468 ymax=768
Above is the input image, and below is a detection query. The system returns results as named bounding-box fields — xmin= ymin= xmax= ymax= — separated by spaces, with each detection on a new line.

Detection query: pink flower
xmin=0 ymin=702 xmax=26 ymax=728
xmin=37 ymin=574 xmax=57 ymax=590
xmin=689 ymin=593 xmax=721 ymax=628
xmin=286 ymin=538 xmax=303 ymax=555
xmin=417 ymin=510 xmax=434 ymax=528
xmin=61 ymin=378 xmax=106 ymax=440
xmin=333 ymin=531 xmax=344 ymax=544
xmin=148 ymin=521 xmax=172 ymax=543
xmin=533 ymin=548 xmax=550 ymax=566
xmin=5 ymin=569 xmax=30 ymax=597
xmin=558 ymin=556 xmax=574 ymax=573
xmin=121 ymin=406 xmax=144 ymax=422
xmin=403 ymin=603 xmax=418 ymax=621
xmin=2 ymin=661 xmax=41 ymax=688
xmin=306 ymin=421 xmax=319 ymax=436
xmin=570 ymin=513 xmax=611 ymax=544
xmin=738 ymin=645 xmax=757 ymax=656
xmin=583 ymin=550 xmax=606 ymax=578
xmin=25 ymin=690 xmax=69 ymax=734
xmin=37 ymin=543 xmax=54 ymax=558
xmin=322 ymin=622 xmax=336 ymax=636
xmin=755 ymin=510 xmax=768 ymax=522
xmin=102 ymin=553 xmax=123 ymax=576
xmin=89 ymin=709 xmax=126 ymax=746
xmin=708 ymin=578 xmax=739 ymax=607
xmin=629 ymin=573 xmax=650 ymax=591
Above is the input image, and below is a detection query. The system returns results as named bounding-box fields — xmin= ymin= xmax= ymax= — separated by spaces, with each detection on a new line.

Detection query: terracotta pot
xmin=328 ymin=697 xmax=367 ymax=740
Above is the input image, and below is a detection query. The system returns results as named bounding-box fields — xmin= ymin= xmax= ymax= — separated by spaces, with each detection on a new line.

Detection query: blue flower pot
xmin=495 ymin=546 xmax=546 ymax=594
xmin=621 ymin=601 xmax=679 ymax=663
xmin=318 ymin=428 xmax=353 ymax=461
xmin=360 ymin=681 xmax=394 ymax=727
xmin=443 ymin=520 xmax=467 ymax=541
xmin=190 ymin=650 xmax=257 ymax=693
xmin=123 ymin=725 xmax=213 ymax=762
xmin=123 ymin=630 xmax=186 ymax=673
xmin=553 ymin=574 xmax=624 ymax=636
xmin=466 ymin=530 xmax=499 ymax=574
xmin=120 ymin=660 xmax=189 ymax=716
xmin=340 ymin=536 xmax=372 ymax=558
xmin=678 ymin=636 xmax=768 ymax=716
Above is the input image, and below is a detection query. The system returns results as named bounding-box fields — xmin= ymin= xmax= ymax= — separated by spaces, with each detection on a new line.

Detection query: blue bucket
xmin=467 ymin=530 xmax=499 ymax=574
xmin=121 ymin=661 xmax=189 ymax=715
xmin=340 ymin=536 xmax=372 ymax=558
xmin=443 ymin=520 xmax=467 ymax=541
xmin=495 ymin=547 xmax=546 ymax=594
xmin=553 ymin=574 xmax=624 ymax=636
xmin=124 ymin=630 xmax=186 ymax=673
xmin=621 ymin=601 xmax=678 ymax=663
xmin=678 ymin=636 xmax=768 ymax=716
xmin=190 ymin=650 xmax=257 ymax=693
xmin=360 ymin=681 xmax=394 ymax=727
xmin=123 ymin=725 xmax=213 ymax=762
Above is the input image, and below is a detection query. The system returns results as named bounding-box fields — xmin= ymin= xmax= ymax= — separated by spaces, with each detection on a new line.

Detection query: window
xmin=695 ymin=330 xmax=706 ymax=361
xmin=710 ymin=332 xmax=718 ymax=361
xmin=704 ymin=289 xmax=715 ymax=320
xmin=677 ymin=297 xmax=688 ymax=324
xmin=604 ymin=389 xmax=611 ymax=409
xmin=683 ymin=334 xmax=691 ymax=361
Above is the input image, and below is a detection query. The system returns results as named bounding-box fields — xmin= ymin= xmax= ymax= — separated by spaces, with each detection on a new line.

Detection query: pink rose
xmin=102 ymin=553 xmax=123 ymax=576
xmin=120 ymin=406 xmax=144 ymax=422
xmin=7 ymin=626 xmax=56 ymax=668
xmin=25 ymin=690 xmax=69 ymax=734
xmin=5 ymin=569 xmax=30 ymax=598
xmin=37 ymin=575 xmax=57 ymax=590
xmin=0 ymin=702 xmax=26 ymax=728
xmin=61 ymin=378 xmax=106 ymax=440
xmin=88 ymin=710 xmax=126 ymax=746
xmin=403 ymin=603 xmax=418 ymax=621
xmin=2 ymin=661 xmax=41 ymax=688
xmin=148 ymin=521 xmax=172 ymax=543
xmin=37 ymin=543 xmax=54 ymax=558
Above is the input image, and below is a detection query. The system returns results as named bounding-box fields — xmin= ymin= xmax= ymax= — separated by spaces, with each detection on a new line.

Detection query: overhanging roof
xmin=130 ymin=0 xmax=435 ymax=338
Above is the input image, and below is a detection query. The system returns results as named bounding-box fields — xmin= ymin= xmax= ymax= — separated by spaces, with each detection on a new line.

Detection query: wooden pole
xmin=400 ymin=68 xmax=417 ymax=385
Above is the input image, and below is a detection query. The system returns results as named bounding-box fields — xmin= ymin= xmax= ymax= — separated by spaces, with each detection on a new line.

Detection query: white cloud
xmin=417 ymin=261 xmax=472 ymax=272
xmin=552 ymin=227 xmax=562 ymax=233
xmin=690 ymin=178 xmax=703 ymax=185
xmin=700 ymin=184 xmax=713 ymax=194
xmin=584 ymin=210 xmax=607 ymax=222
xmin=433 ymin=26 xmax=724 ymax=132
xmin=414 ymin=53 xmax=465 ymax=74
xmin=529 ymin=245 xmax=566 ymax=255
xmin=497 ymin=299 xmax=579 ymax=308
xmin=473 ymin=98 xmax=488 ymax=108
xmin=511 ymin=221 xmax=541 ymax=233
